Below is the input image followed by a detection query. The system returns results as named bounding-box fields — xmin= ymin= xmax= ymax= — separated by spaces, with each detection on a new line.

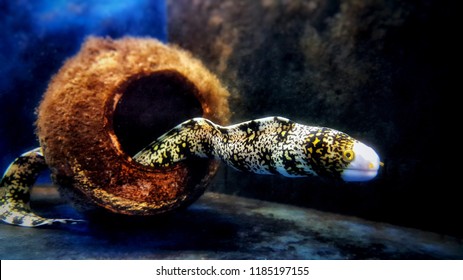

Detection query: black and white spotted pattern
xmin=134 ymin=116 xmax=356 ymax=178
xmin=0 ymin=148 xmax=84 ymax=226
xmin=1 ymin=116 xmax=379 ymax=227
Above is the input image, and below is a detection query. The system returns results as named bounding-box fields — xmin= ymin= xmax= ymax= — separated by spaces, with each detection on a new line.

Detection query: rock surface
xmin=0 ymin=186 xmax=461 ymax=259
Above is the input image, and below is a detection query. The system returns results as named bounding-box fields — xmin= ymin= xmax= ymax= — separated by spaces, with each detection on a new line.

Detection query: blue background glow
xmin=0 ymin=0 xmax=167 ymax=173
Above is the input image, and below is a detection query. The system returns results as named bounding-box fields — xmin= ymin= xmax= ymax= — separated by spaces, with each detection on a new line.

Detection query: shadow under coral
xmin=0 ymin=185 xmax=461 ymax=260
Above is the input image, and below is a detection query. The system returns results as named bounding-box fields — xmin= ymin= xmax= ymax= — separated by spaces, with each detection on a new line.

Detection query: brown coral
xmin=36 ymin=37 xmax=230 ymax=215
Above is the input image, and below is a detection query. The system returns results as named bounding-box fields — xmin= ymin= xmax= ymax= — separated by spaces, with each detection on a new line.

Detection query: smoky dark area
xmin=113 ymin=72 xmax=203 ymax=156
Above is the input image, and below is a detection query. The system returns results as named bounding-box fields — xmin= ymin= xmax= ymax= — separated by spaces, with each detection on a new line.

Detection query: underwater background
xmin=0 ymin=0 xmax=459 ymax=240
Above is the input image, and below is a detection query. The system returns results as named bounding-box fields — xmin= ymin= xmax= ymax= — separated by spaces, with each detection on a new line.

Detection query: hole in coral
xmin=113 ymin=71 xmax=203 ymax=156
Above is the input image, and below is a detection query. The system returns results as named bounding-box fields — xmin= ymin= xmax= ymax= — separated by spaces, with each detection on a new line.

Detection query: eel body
xmin=1 ymin=117 xmax=380 ymax=227
xmin=0 ymin=148 xmax=83 ymax=226
xmin=135 ymin=117 xmax=380 ymax=181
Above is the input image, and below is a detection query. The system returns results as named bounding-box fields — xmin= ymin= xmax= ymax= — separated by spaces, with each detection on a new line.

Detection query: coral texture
xmin=36 ymin=37 xmax=230 ymax=215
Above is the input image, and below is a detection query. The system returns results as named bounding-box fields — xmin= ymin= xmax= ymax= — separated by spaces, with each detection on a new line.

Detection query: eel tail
xmin=0 ymin=148 xmax=84 ymax=227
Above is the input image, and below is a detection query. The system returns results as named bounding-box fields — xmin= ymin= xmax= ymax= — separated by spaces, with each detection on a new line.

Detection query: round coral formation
xmin=36 ymin=37 xmax=230 ymax=215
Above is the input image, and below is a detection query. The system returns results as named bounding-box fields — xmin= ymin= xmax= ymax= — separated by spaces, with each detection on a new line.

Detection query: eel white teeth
xmin=1 ymin=117 xmax=381 ymax=227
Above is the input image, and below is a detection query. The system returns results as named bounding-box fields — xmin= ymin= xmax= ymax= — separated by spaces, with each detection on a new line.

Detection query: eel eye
xmin=343 ymin=149 xmax=355 ymax=162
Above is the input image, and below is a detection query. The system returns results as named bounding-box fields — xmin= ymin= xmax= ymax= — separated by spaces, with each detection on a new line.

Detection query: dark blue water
xmin=0 ymin=0 xmax=167 ymax=177
xmin=0 ymin=0 xmax=460 ymax=246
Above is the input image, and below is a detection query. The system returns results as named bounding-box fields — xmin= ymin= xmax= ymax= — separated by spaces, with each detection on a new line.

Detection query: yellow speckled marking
xmin=1 ymin=116 xmax=365 ymax=227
